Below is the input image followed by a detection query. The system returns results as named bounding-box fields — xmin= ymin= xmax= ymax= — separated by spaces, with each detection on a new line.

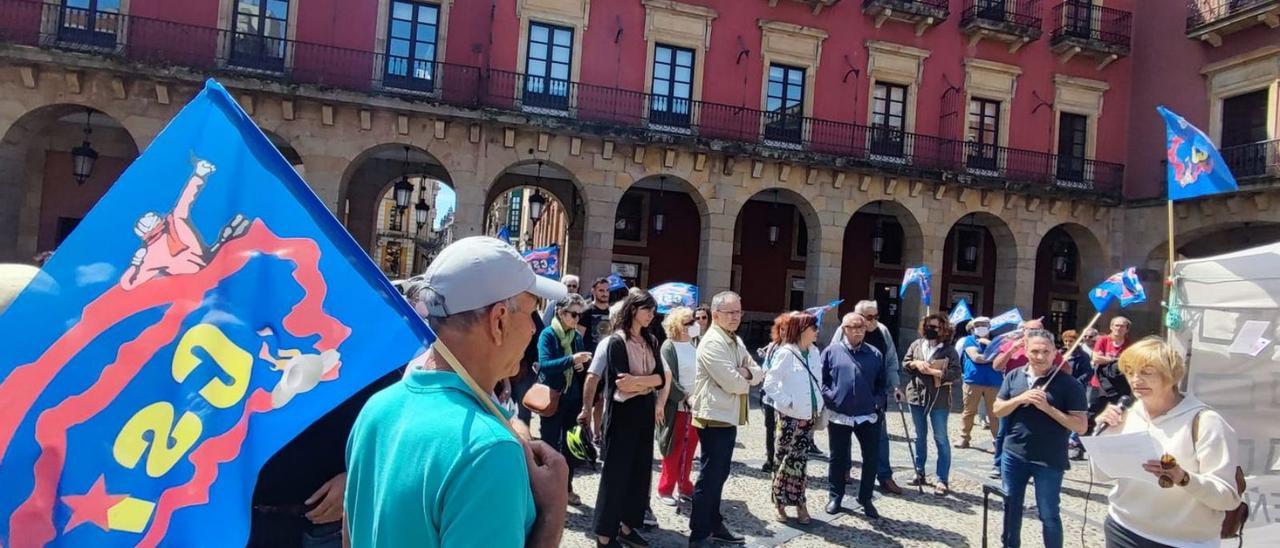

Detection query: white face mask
xmin=686 ymin=323 xmax=701 ymax=339
xmin=974 ymin=327 xmax=990 ymax=338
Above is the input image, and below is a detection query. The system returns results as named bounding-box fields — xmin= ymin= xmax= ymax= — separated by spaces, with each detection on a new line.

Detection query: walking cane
xmin=894 ymin=398 xmax=925 ymax=495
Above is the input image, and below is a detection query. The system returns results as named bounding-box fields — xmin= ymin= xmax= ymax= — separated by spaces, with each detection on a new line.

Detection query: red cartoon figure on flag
xmin=120 ymin=159 xmax=251 ymax=290
xmin=1166 ymin=135 xmax=1213 ymax=189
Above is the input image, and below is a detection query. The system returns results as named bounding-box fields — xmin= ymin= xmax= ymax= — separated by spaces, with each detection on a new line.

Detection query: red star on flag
xmin=61 ymin=475 xmax=125 ymax=533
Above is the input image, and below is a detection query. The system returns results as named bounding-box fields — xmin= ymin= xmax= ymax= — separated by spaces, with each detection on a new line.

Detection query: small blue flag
xmin=1089 ymin=267 xmax=1148 ymax=313
xmin=990 ymin=308 xmax=1024 ymax=335
xmin=522 ymin=244 xmax=560 ymax=279
xmin=948 ymin=299 xmax=973 ymax=326
xmin=899 ymin=265 xmax=932 ymax=307
xmin=1158 ymin=106 xmax=1238 ymax=201
xmin=650 ymin=283 xmax=699 ymax=314
xmin=0 ymin=80 xmax=430 ymax=546
xmin=497 ymin=225 xmax=511 ymax=244
xmin=804 ymin=299 xmax=844 ymax=328
xmin=607 ymin=272 xmax=627 ymax=291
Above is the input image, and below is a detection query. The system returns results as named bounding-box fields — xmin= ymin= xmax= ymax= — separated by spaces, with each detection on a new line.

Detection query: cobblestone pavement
xmin=547 ymin=399 xmax=1108 ymax=547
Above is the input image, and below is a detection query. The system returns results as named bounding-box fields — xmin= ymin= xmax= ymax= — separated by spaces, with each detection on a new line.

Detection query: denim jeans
xmin=690 ymin=425 xmax=737 ymax=542
xmin=992 ymin=417 xmax=1007 ymax=469
xmin=908 ymin=403 xmax=951 ymax=484
xmin=1001 ymin=452 xmax=1065 ymax=548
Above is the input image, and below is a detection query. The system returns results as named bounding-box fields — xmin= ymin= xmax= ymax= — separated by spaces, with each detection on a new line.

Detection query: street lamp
xmin=653 ymin=176 xmax=666 ymax=235
xmin=1053 ymin=241 xmax=1072 ymax=276
xmin=70 ymin=108 xmax=97 ymax=185
xmin=414 ymin=196 xmax=431 ymax=233
xmin=527 ymin=190 xmax=547 ymax=226
xmin=767 ymin=189 xmax=780 ymax=246
xmin=871 ymin=218 xmax=885 ymax=259
xmin=393 ymin=146 xmax=413 ymax=214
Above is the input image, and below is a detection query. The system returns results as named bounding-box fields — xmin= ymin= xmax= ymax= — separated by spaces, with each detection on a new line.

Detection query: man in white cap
xmin=956 ymin=316 xmax=1000 ymax=448
xmin=344 ymin=237 xmax=569 ymax=548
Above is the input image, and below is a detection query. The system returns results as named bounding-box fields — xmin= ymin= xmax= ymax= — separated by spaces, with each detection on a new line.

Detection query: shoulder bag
xmin=1190 ymin=411 xmax=1248 ymax=542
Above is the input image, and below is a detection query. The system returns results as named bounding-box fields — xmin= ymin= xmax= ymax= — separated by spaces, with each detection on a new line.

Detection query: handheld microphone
xmin=1094 ymin=395 xmax=1135 ymax=435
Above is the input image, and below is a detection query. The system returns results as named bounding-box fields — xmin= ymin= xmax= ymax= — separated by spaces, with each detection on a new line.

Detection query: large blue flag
xmin=899 ymin=265 xmax=932 ymax=307
xmin=989 ymin=308 xmax=1024 ymax=336
xmin=1158 ymin=106 xmax=1238 ymax=201
xmin=0 ymin=80 xmax=429 ymax=547
xmin=522 ymin=244 xmax=560 ymax=279
xmin=650 ymin=282 xmax=699 ymax=314
xmin=1089 ymin=267 xmax=1148 ymax=313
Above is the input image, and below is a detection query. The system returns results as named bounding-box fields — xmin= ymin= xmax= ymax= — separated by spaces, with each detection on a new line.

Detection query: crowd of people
xmin=231 ymin=236 xmax=1246 ymax=548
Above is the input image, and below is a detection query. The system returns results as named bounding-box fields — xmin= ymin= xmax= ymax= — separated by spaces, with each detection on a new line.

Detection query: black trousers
xmin=539 ymin=395 xmax=583 ymax=492
xmin=763 ymin=401 xmax=777 ymax=464
xmin=690 ymin=425 xmax=737 ymax=541
xmin=1104 ymin=516 xmax=1178 ymax=548
xmin=828 ymin=416 xmax=881 ymax=504
xmin=592 ymin=395 xmax=655 ymax=538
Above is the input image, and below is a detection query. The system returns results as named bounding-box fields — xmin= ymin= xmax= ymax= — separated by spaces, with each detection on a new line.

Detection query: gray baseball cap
xmin=415 ymin=236 xmax=566 ymax=317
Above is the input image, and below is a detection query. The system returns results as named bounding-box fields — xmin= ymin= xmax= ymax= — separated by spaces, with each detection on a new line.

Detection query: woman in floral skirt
xmin=761 ymin=311 xmax=824 ymax=524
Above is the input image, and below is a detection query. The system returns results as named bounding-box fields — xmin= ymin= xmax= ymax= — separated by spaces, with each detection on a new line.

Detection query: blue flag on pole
xmin=522 ymin=244 xmax=560 ymax=279
xmin=497 ymin=225 xmax=511 ymax=244
xmin=607 ymin=272 xmax=627 ymax=291
xmin=1158 ymin=106 xmax=1238 ymax=201
xmin=990 ymin=308 xmax=1024 ymax=335
xmin=650 ymin=283 xmax=699 ymax=314
xmin=899 ymin=265 xmax=932 ymax=307
xmin=1088 ymin=267 xmax=1148 ymax=312
xmin=948 ymin=299 xmax=973 ymax=326
xmin=804 ymin=299 xmax=844 ymax=328
xmin=0 ymin=80 xmax=430 ymax=547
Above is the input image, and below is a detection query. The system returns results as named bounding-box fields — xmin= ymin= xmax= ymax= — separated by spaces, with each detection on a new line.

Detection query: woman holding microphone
xmin=1093 ymin=337 xmax=1244 ymax=547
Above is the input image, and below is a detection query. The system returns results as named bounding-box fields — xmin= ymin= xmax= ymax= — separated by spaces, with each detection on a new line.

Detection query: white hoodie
xmin=1094 ymin=394 xmax=1242 ymax=546
xmin=762 ymin=344 xmax=824 ymax=421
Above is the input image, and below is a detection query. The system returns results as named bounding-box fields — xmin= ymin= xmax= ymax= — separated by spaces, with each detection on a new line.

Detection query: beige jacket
xmin=692 ymin=324 xmax=763 ymax=424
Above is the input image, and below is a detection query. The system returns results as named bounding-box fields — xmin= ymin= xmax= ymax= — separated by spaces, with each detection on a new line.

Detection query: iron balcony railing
xmin=1220 ymin=139 xmax=1280 ymax=180
xmin=0 ymin=0 xmax=1123 ymax=198
xmin=961 ymin=0 xmax=1044 ymax=32
xmin=1050 ymin=1 xmax=1132 ymax=50
xmin=862 ymin=0 xmax=951 ymax=17
xmin=1187 ymin=0 xmax=1280 ymax=31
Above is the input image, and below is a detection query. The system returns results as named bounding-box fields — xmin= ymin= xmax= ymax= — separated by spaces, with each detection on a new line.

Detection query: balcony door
xmin=1056 ymin=112 xmax=1088 ymax=182
xmin=230 ymin=0 xmax=289 ymax=72
xmin=1062 ymin=0 xmax=1095 ymax=39
xmin=871 ymin=82 xmax=908 ymax=157
xmin=384 ymin=1 xmax=440 ymax=92
xmin=966 ymin=97 xmax=1001 ymax=171
xmin=57 ymin=0 xmax=120 ymax=48
xmin=1222 ymin=90 xmax=1270 ymax=177
xmin=650 ymin=44 xmax=695 ymax=127
xmin=977 ymin=0 xmax=1008 ymax=21
xmin=764 ymin=64 xmax=805 ymax=143
xmin=523 ymin=22 xmax=573 ymax=111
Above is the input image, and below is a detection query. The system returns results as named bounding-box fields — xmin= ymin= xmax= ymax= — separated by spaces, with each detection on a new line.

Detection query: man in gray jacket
xmin=829 ymin=300 xmax=904 ymax=495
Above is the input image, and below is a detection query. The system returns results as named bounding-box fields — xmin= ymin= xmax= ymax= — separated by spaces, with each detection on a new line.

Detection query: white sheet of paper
xmin=1228 ymin=320 xmax=1270 ymax=355
xmin=1080 ymin=432 xmax=1163 ymax=484
xmin=1200 ymin=309 xmax=1239 ymax=341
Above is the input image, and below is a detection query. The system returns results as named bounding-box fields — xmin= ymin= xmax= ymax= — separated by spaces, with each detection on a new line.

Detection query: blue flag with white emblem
xmin=0 ymin=80 xmax=430 ymax=547
xmin=1158 ymin=106 xmax=1238 ymax=201
xmin=650 ymin=282 xmax=699 ymax=314
xmin=1089 ymin=267 xmax=1148 ymax=313
xmin=899 ymin=265 xmax=932 ymax=307
xmin=948 ymin=299 xmax=973 ymax=326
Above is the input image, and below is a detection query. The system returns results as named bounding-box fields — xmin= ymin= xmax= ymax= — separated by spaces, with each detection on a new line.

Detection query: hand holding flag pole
xmin=1045 ymin=267 xmax=1147 ymax=386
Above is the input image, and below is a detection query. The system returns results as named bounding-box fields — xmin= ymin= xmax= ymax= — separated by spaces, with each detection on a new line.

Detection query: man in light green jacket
xmin=688 ymin=291 xmax=763 ymax=547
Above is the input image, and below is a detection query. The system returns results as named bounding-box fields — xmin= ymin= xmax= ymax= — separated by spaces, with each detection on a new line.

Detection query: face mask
xmin=687 ymin=323 xmax=701 ymax=339
xmin=974 ymin=327 xmax=990 ymax=338
xmin=923 ymin=327 xmax=940 ymax=340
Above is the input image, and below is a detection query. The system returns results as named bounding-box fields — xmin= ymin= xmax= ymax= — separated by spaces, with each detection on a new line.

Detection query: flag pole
xmin=1044 ymin=311 xmax=1102 ymax=386
xmin=1165 ymin=199 xmax=1176 ymax=337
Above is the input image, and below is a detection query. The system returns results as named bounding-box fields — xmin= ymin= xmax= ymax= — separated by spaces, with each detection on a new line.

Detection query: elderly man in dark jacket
xmin=820 ymin=313 xmax=886 ymax=518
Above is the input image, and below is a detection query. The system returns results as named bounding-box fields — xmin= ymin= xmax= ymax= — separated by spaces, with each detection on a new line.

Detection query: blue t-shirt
xmin=997 ymin=367 xmax=1088 ymax=470
xmin=960 ymin=335 xmax=1003 ymax=387
xmin=345 ymin=369 xmax=536 ymax=547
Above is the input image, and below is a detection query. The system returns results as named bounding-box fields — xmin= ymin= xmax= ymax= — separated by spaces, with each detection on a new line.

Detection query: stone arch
xmin=940 ymin=211 xmax=1019 ymax=316
xmin=338 ymin=143 xmax=454 ymax=254
xmin=727 ymin=187 xmax=823 ymax=329
xmin=1034 ymin=223 xmax=1108 ymax=336
xmin=0 ymin=104 xmax=140 ymax=261
xmin=484 ymin=159 xmax=587 ymax=276
xmin=261 ymin=129 xmax=305 ymax=172
xmin=838 ymin=199 xmax=927 ymax=342
xmin=609 ymin=173 xmax=709 ymax=289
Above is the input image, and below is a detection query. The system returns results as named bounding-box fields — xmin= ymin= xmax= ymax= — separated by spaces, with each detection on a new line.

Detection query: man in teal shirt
xmin=345 ymin=237 xmax=569 ymax=547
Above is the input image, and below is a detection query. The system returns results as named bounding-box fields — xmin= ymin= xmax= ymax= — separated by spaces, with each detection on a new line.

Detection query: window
xmin=650 ymin=44 xmax=695 ymax=127
xmin=230 ymin=0 xmax=290 ymax=71
xmin=1056 ymin=112 xmax=1088 ymax=181
xmin=873 ymin=281 xmax=902 ymax=339
xmin=612 ymin=261 xmax=641 ymax=289
xmin=507 ymin=190 xmax=522 ymax=235
xmin=384 ymin=1 xmax=440 ymax=91
xmin=57 ymin=0 xmax=120 ymax=48
xmin=1048 ymin=298 xmax=1078 ymax=337
xmin=524 ymin=22 xmax=573 ymax=111
xmin=787 ymin=274 xmax=805 ymax=311
xmin=764 ymin=64 xmax=805 ymax=143
xmin=382 ymin=240 xmax=403 ymax=277
xmin=871 ymin=82 xmax=908 ymax=157
xmin=1221 ymin=90 xmax=1268 ymax=148
xmin=1061 ymin=0 xmax=1095 ymax=39
xmin=614 ymin=191 xmax=645 ymax=243
xmin=967 ymin=98 xmax=1001 ymax=170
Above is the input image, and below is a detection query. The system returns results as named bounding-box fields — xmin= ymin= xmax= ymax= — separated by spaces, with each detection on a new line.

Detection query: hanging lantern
xmin=414 ymin=196 xmax=431 ymax=231
xmin=768 ymin=224 xmax=780 ymax=245
xmin=871 ymin=219 xmax=885 ymax=257
xmin=527 ymin=190 xmax=547 ymax=225
xmin=393 ymin=177 xmax=413 ymax=210
xmin=70 ymin=109 xmax=97 ymax=185
xmin=654 ymin=176 xmax=666 ymax=235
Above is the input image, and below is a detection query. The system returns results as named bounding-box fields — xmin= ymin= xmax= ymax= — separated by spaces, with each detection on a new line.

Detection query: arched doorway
xmin=339 ymin=144 xmax=454 ymax=278
xmin=839 ymin=200 xmax=925 ymax=342
xmin=0 ymin=104 xmax=140 ymax=261
xmin=485 ymin=160 xmax=583 ymax=275
xmin=610 ymin=175 xmax=706 ymax=289
xmin=1033 ymin=224 xmax=1106 ymax=337
xmin=940 ymin=212 xmax=1017 ymax=318
xmin=730 ymin=188 xmax=820 ymax=349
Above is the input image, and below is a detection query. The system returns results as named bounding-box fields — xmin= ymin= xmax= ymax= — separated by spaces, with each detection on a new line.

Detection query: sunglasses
xmin=863 ymin=314 xmax=878 ymax=321
xmin=563 ymin=311 xmax=580 ymax=319
xmin=683 ymin=320 xmax=696 ymax=326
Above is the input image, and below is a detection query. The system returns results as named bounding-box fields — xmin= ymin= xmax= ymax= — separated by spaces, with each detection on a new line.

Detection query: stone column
xmin=697 ymin=197 xmax=735 ymax=303
xmin=299 ymin=154 xmax=349 ymax=215
xmin=578 ymin=189 xmax=618 ymax=281
xmin=809 ymin=218 xmax=845 ymax=341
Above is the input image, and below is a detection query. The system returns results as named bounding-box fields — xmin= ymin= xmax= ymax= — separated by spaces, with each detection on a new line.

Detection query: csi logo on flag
xmin=650 ymin=283 xmax=699 ymax=314
xmin=0 ymin=80 xmax=427 ymax=547
xmin=522 ymin=245 xmax=560 ymax=279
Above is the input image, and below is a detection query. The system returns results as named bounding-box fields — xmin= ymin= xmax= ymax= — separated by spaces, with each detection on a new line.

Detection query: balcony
xmin=960 ymin=0 xmax=1044 ymax=52
xmin=767 ymin=0 xmax=843 ymax=15
xmin=862 ymin=0 xmax=950 ymax=36
xmin=1221 ymin=139 xmax=1280 ymax=186
xmin=1186 ymin=0 xmax=1280 ymax=46
xmin=0 ymin=0 xmax=1123 ymax=202
xmin=1049 ymin=1 xmax=1131 ymax=70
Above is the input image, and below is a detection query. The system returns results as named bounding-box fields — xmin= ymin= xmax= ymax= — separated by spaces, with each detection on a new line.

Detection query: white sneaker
xmin=658 ymin=495 xmax=677 ymax=507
